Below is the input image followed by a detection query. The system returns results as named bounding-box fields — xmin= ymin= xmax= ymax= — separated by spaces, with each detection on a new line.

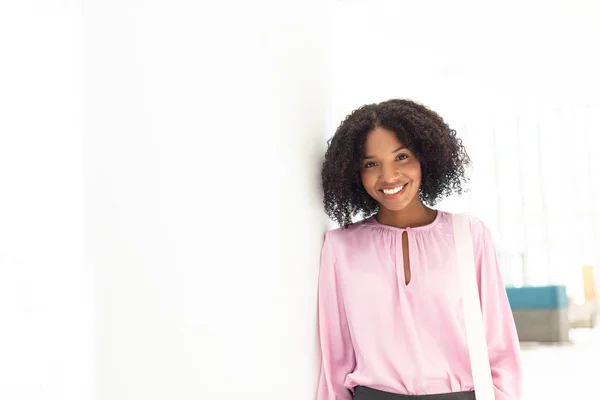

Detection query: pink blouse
xmin=316 ymin=211 xmax=521 ymax=399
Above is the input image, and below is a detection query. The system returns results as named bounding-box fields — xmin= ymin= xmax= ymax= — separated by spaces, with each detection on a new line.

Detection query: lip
xmin=379 ymin=182 xmax=409 ymax=200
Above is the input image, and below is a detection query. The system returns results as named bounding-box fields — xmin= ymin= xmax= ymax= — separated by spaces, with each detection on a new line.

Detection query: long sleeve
xmin=316 ymin=232 xmax=355 ymax=400
xmin=474 ymin=223 xmax=522 ymax=399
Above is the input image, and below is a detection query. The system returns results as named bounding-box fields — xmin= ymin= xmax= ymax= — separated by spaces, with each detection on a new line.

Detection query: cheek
xmin=360 ymin=171 xmax=377 ymax=191
xmin=407 ymin=161 xmax=422 ymax=181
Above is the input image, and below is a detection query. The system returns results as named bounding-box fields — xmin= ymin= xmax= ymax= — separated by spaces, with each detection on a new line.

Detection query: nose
xmin=381 ymin=163 xmax=400 ymax=183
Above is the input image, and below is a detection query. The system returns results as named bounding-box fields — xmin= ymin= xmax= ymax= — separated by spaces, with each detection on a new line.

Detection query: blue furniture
xmin=505 ymin=285 xmax=569 ymax=342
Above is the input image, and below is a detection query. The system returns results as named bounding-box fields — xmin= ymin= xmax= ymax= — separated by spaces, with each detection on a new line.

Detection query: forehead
xmin=364 ymin=127 xmax=403 ymax=152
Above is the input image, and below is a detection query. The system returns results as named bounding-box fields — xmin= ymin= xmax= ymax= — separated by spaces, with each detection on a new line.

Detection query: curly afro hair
xmin=321 ymin=99 xmax=471 ymax=228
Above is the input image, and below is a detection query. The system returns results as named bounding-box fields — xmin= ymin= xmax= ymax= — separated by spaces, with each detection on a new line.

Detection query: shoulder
xmin=447 ymin=211 xmax=494 ymax=244
xmin=323 ymin=216 xmax=375 ymax=248
xmin=466 ymin=213 xmax=490 ymax=239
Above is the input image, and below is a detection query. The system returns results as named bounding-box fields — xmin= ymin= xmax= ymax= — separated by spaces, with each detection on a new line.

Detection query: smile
xmin=380 ymin=182 xmax=409 ymax=199
xmin=382 ymin=185 xmax=404 ymax=195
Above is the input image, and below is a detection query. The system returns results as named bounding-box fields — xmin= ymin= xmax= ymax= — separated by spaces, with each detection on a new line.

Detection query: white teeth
xmin=383 ymin=184 xmax=405 ymax=195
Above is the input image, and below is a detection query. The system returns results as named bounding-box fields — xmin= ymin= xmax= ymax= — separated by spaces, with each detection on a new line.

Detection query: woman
xmin=317 ymin=99 xmax=521 ymax=399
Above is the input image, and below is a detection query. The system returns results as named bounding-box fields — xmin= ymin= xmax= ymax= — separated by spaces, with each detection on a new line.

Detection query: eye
xmin=364 ymin=161 xmax=377 ymax=168
xmin=396 ymin=154 xmax=409 ymax=161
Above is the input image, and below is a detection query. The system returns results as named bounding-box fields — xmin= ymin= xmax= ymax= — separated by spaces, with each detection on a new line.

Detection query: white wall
xmin=85 ymin=1 xmax=331 ymax=399
xmin=330 ymin=0 xmax=600 ymax=121
xmin=0 ymin=2 xmax=92 ymax=400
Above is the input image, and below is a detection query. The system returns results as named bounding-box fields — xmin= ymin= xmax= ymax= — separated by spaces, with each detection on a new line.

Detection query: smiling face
xmin=360 ymin=127 xmax=422 ymax=213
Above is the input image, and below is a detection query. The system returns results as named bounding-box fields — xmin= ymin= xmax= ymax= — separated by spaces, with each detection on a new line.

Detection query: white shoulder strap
xmin=452 ymin=213 xmax=495 ymax=400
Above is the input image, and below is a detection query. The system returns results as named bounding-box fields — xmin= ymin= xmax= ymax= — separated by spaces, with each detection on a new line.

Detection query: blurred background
xmin=0 ymin=0 xmax=599 ymax=399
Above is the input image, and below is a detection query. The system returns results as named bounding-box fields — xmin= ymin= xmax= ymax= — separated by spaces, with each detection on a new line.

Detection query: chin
xmin=383 ymin=205 xmax=407 ymax=212
xmin=380 ymin=203 xmax=410 ymax=212
xmin=378 ymin=194 xmax=418 ymax=212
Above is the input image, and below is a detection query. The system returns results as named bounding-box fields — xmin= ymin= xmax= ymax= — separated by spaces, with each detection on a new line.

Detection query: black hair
xmin=321 ymin=99 xmax=470 ymax=228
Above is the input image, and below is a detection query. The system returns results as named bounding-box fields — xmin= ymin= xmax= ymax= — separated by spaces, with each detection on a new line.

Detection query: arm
xmin=316 ymin=232 xmax=355 ymax=400
xmin=474 ymin=223 xmax=522 ymax=399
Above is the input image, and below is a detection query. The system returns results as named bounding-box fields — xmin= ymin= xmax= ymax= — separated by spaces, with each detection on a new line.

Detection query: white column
xmin=0 ymin=2 xmax=92 ymax=400
xmin=85 ymin=1 xmax=331 ymax=399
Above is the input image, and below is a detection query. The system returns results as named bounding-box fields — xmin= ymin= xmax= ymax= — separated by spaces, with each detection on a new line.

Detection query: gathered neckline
xmin=366 ymin=210 xmax=444 ymax=232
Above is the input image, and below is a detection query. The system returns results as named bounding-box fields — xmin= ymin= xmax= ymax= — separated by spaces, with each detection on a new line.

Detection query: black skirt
xmin=353 ymin=386 xmax=476 ymax=400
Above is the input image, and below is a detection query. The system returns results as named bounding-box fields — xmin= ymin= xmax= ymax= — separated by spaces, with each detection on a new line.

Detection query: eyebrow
xmin=363 ymin=146 xmax=406 ymax=159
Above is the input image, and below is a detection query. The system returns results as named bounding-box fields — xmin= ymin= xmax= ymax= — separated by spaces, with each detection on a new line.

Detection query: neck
xmin=377 ymin=201 xmax=437 ymax=229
